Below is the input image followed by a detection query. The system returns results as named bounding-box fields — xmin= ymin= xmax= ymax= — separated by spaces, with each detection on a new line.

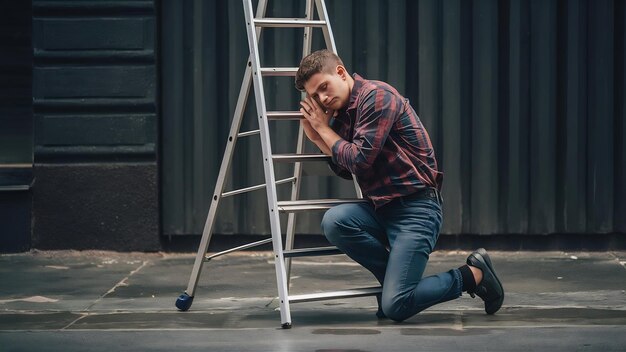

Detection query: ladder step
xmin=237 ymin=129 xmax=260 ymax=138
xmin=254 ymin=18 xmax=327 ymax=28
xmin=266 ymin=111 xmax=303 ymax=120
xmin=283 ymin=246 xmax=342 ymax=258
xmin=272 ymin=153 xmax=331 ymax=163
xmin=222 ymin=177 xmax=296 ymax=198
xmin=277 ymin=199 xmax=369 ymax=212
xmin=289 ymin=286 xmax=382 ymax=303
xmin=205 ymin=238 xmax=272 ymax=261
xmin=261 ymin=67 xmax=298 ymax=76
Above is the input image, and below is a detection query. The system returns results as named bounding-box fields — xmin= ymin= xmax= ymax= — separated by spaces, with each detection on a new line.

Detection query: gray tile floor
xmin=1 ymin=250 xmax=625 ymax=351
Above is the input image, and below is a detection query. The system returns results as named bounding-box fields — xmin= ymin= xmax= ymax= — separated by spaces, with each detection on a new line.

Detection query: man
xmin=295 ymin=49 xmax=504 ymax=322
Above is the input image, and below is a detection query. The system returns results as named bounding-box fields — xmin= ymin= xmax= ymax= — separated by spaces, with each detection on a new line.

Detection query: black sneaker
xmin=466 ymin=248 xmax=504 ymax=314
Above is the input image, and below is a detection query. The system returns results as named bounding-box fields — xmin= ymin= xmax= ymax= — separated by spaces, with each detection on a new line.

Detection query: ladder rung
xmin=289 ymin=287 xmax=382 ymax=303
xmin=238 ymin=129 xmax=260 ymax=138
xmin=283 ymin=246 xmax=342 ymax=258
xmin=272 ymin=153 xmax=331 ymax=163
xmin=0 ymin=185 xmax=30 ymax=192
xmin=266 ymin=111 xmax=303 ymax=120
xmin=260 ymin=67 xmax=298 ymax=76
xmin=204 ymin=238 xmax=272 ymax=261
xmin=277 ymin=199 xmax=369 ymax=212
xmin=254 ymin=18 xmax=327 ymax=28
xmin=222 ymin=177 xmax=296 ymax=198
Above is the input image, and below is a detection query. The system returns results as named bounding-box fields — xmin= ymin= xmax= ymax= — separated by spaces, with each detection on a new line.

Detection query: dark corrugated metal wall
xmin=161 ymin=0 xmax=625 ymax=236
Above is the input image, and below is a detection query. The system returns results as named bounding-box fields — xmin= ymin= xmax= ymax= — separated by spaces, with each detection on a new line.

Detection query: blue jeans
xmin=321 ymin=196 xmax=463 ymax=322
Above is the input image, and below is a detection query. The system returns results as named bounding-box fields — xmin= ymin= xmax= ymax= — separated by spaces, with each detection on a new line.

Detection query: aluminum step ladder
xmin=175 ymin=0 xmax=381 ymax=329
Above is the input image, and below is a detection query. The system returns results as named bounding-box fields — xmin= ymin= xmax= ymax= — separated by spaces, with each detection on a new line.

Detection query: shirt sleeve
xmin=331 ymin=88 xmax=399 ymax=176
xmin=325 ymin=117 xmax=353 ymax=180
xmin=327 ymin=161 xmax=353 ymax=180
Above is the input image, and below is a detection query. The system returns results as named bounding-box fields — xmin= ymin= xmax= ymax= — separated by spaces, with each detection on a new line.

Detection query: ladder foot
xmin=281 ymin=322 xmax=292 ymax=329
xmin=175 ymin=293 xmax=194 ymax=311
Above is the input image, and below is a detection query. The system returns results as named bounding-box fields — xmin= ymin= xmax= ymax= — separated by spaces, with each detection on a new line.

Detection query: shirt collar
xmin=347 ymin=73 xmax=366 ymax=112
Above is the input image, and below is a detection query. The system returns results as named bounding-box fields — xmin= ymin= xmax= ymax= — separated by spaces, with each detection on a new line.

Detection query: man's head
xmin=295 ymin=49 xmax=353 ymax=111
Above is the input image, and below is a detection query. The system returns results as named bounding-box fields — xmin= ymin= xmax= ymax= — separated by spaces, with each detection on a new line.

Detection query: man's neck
xmin=347 ymin=74 xmax=355 ymax=93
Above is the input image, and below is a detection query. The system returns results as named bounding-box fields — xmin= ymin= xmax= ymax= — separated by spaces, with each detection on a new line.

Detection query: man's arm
xmin=305 ymin=119 xmax=353 ymax=180
xmin=315 ymin=125 xmax=342 ymax=156
xmin=300 ymin=119 xmax=331 ymax=155
xmin=300 ymin=96 xmax=342 ymax=155
xmin=306 ymin=89 xmax=398 ymax=176
xmin=300 ymin=98 xmax=353 ymax=179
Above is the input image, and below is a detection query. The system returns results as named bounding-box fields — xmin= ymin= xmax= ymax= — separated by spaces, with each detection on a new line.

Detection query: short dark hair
xmin=295 ymin=49 xmax=344 ymax=91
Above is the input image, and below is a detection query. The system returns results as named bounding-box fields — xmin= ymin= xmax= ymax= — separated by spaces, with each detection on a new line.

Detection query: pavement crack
xmin=83 ymin=260 xmax=151 ymax=312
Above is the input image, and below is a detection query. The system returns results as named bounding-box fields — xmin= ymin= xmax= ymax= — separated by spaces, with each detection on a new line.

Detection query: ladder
xmin=175 ymin=0 xmax=381 ymax=329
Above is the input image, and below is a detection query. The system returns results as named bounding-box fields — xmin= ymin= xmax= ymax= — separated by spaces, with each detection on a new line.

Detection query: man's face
xmin=303 ymin=66 xmax=350 ymax=111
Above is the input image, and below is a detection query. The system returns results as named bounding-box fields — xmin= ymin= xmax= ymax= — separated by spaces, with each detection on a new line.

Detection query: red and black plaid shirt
xmin=329 ymin=74 xmax=443 ymax=209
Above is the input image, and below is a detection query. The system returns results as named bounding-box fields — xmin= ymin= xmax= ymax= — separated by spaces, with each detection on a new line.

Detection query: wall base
xmin=0 ymin=190 xmax=32 ymax=253
xmin=162 ymin=233 xmax=626 ymax=253
xmin=32 ymin=163 xmax=160 ymax=251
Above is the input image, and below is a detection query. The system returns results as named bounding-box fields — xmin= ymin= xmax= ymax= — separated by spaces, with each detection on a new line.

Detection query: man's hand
xmin=300 ymin=96 xmax=333 ymax=131
xmin=299 ymin=95 xmax=342 ymax=156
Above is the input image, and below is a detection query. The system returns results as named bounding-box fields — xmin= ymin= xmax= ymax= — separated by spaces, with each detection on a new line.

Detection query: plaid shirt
xmin=329 ymin=73 xmax=443 ymax=209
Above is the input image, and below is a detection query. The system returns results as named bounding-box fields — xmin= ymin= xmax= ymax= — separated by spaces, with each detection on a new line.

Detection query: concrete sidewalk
xmin=1 ymin=250 xmax=625 ymax=351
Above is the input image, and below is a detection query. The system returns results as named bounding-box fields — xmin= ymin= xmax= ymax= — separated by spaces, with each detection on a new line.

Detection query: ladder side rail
xmin=285 ymin=0 xmax=316 ymax=287
xmin=184 ymin=65 xmax=252 ymax=297
xmin=183 ymin=0 xmax=269 ymax=298
xmin=302 ymin=0 xmax=315 ymax=84
xmin=284 ymin=122 xmax=305 ymax=285
xmin=315 ymin=0 xmax=337 ymax=54
xmin=242 ymin=0 xmax=292 ymax=328
xmin=315 ymin=0 xmax=363 ymax=199
xmin=351 ymin=175 xmax=363 ymax=199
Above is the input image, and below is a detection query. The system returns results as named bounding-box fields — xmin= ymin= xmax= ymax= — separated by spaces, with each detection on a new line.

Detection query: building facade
xmin=1 ymin=0 xmax=624 ymax=252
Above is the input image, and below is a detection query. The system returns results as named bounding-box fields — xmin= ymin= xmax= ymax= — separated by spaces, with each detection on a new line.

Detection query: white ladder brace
xmin=175 ymin=0 xmax=380 ymax=329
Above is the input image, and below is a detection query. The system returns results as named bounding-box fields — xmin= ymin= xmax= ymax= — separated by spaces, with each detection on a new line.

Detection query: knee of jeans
xmin=381 ymin=295 xmax=410 ymax=322
xmin=381 ymin=293 xmax=429 ymax=322
xmin=320 ymin=206 xmax=347 ymax=242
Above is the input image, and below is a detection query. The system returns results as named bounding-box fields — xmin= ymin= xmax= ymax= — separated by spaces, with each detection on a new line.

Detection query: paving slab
xmin=0 ymin=250 xmax=625 ymax=351
xmin=1 ymin=327 xmax=626 ymax=352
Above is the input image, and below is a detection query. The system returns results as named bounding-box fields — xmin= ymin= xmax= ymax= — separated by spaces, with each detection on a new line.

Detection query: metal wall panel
xmin=587 ymin=0 xmax=615 ymax=233
xmin=504 ymin=0 xmax=528 ymax=234
xmin=161 ymin=0 xmax=626 ymax=236
xmin=0 ymin=0 xmax=33 ymax=166
xmin=0 ymin=0 xmax=33 ymax=252
xmin=30 ymin=0 xmax=160 ymax=251
xmin=559 ymin=0 xmax=586 ymax=233
xmin=33 ymin=0 xmax=157 ymax=161
xmin=617 ymin=0 xmax=626 ymax=233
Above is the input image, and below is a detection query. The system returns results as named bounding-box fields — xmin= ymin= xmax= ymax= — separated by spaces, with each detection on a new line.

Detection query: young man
xmin=295 ymin=49 xmax=504 ymax=321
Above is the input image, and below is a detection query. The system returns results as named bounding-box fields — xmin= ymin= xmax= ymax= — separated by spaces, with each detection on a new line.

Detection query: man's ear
xmin=336 ymin=65 xmax=346 ymax=79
